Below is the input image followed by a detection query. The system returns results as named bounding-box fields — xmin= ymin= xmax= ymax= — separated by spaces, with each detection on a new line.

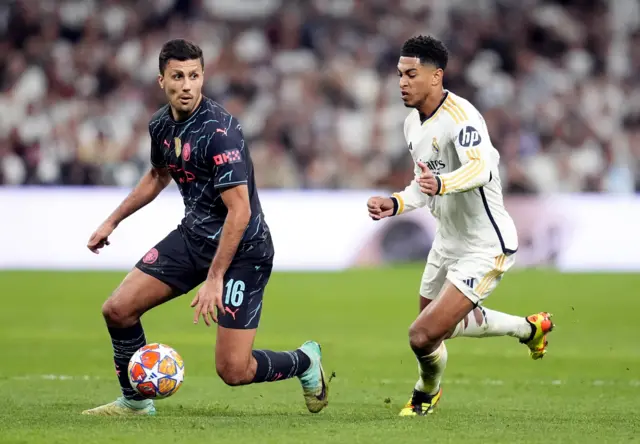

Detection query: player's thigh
xmin=419 ymin=295 xmax=432 ymax=313
xmin=410 ymin=280 xmax=475 ymax=349
xmin=207 ymin=239 xmax=275 ymax=331
xmin=446 ymin=253 xmax=516 ymax=307
xmin=134 ymin=226 xmax=203 ymax=297
xmin=217 ymin=259 xmax=273 ymax=331
xmin=103 ymin=228 xmax=202 ymax=325
xmin=102 ymin=268 xmax=174 ymax=326
xmin=419 ymin=248 xmax=449 ymax=303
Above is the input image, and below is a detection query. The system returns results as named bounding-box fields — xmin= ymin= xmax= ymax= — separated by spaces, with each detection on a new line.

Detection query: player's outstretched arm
xmin=367 ymin=176 xmax=429 ymax=220
xmin=390 ymin=177 xmax=430 ymax=214
xmin=87 ymin=167 xmax=171 ymax=254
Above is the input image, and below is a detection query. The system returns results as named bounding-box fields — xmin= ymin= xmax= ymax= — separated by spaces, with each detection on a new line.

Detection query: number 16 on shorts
xmin=218 ymin=267 xmax=271 ymax=330
xmin=224 ymin=279 xmax=245 ymax=308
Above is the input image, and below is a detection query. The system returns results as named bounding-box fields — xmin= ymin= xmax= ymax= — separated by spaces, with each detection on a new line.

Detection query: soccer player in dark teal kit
xmin=83 ymin=39 xmax=328 ymax=416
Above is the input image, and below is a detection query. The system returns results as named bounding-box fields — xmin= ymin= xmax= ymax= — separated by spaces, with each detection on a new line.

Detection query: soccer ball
xmin=128 ymin=343 xmax=185 ymax=399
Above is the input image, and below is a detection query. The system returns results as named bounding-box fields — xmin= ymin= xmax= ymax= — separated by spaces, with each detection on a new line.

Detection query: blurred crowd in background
xmin=0 ymin=0 xmax=639 ymax=193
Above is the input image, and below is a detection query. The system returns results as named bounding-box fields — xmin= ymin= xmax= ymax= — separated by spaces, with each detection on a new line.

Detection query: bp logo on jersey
xmin=458 ymin=126 xmax=482 ymax=147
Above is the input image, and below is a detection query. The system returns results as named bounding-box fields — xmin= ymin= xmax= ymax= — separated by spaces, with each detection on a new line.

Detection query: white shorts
xmin=419 ymin=249 xmax=516 ymax=306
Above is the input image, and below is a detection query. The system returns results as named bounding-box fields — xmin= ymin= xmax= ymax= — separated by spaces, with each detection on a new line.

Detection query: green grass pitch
xmin=0 ymin=267 xmax=639 ymax=443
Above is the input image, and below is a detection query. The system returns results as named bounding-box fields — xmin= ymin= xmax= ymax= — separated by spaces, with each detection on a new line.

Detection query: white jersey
xmin=391 ymin=90 xmax=518 ymax=258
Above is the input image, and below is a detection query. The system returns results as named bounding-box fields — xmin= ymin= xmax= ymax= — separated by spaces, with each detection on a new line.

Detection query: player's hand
xmin=416 ymin=162 xmax=439 ymax=196
xmin=367 ymin=197 xmax=395 ymax=220
xmin=87 ymin=220 xmax=116 ymax=254
xmin=190 ymin=278 xmax=225 ymax=327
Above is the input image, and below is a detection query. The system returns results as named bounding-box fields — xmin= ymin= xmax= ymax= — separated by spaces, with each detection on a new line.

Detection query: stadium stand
xmin=0 ymin=0 xmax=638 ymax=193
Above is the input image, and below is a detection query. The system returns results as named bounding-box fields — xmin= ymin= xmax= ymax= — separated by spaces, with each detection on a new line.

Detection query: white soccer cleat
xmin=81 ymin=397 xmax=156 ymax=416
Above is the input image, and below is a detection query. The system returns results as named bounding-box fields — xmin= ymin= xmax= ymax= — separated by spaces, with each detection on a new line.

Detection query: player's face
xmin=397 ymin=56 xmax=441 ymax=108
xmin=158 ymin=59 xmax=204 ymax=118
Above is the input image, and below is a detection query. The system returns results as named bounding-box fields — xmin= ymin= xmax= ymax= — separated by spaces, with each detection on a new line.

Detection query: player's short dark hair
xmin=159 ymin=39 xmax=204 ymax=74
xmin=400 ymin=35 xmax=448 ymax=70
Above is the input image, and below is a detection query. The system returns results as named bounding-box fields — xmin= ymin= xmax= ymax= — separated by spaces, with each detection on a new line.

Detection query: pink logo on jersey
xmin=142 ymin=248 xmax=158 ymax=264
xmin=182 ymin=143 xmax=191 ymax=161
xmin=163 ymin=140 xmax=170 ymax=149
xmin=213 ymin=149 xmax=242 ymax=166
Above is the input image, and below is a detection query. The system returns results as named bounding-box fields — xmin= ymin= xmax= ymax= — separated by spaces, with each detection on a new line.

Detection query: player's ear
xmin=432 ymin=68 xmax=443 ymax=87
xmin=157 ymin=74 xmax=164 ymax=89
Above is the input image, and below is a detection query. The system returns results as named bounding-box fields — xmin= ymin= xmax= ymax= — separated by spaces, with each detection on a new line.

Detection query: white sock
xmin=450 ymin=307 xmax=532 ymax=340
xmin=414 ymin=342 xmax=448 ymax=395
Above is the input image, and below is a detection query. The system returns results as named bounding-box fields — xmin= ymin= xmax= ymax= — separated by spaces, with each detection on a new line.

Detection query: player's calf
xmin=215 ymin=327 xmax=327 ymax=413
xmin=216 ymin=327 xmax=312 ymax=386
xmin=83 ymin=269 xmax=175 ymax=414
xmin=447 ymin=306 xmax=533 ymax=340
xmin=215 ymin=353 xmax=255 ymax=386
xmin=408 ymin=316 xmax=450 ymax=395
xmin=401 ymin=282 xmax=473 ymax=416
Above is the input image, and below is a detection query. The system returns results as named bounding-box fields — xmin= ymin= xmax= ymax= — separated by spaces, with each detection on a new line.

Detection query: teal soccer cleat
xmin=297 ymin=341 xmax=329 ymax=413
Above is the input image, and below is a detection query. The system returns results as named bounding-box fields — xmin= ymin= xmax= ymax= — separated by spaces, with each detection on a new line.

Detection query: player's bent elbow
xmin=464 ymin=160 xmax=491 ymax=189
xmin=149 ymin=166 xmax=170 ymax=183
xmin=478 ymin=166 xmax=492 ymax=186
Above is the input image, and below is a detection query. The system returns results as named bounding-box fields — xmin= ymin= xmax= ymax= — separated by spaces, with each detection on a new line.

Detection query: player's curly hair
xmin=159 ymin=39 xmax=204 ymax=74
xmin=400 ymin=35 xmax=449 ymax=70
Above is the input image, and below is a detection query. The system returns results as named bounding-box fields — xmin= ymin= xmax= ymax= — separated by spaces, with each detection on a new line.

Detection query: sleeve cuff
xmin=390 ymin=196 xmax=399 ymax=216
xmin=391 ymin=193 xmax=404 ymax=215
xmin=435 ymin=176 xmax=444 ymax=195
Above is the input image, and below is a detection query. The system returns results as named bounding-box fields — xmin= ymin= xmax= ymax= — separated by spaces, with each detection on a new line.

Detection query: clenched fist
xmin=367 ymin=196 xmax=395 ymax=221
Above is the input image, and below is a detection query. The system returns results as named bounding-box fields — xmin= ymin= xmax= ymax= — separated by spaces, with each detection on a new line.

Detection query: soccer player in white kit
xmin=367 ymin=35 xmax=554 ymax=417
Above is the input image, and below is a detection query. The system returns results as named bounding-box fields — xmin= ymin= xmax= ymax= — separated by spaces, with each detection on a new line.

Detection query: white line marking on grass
xmin=8 ymin=375 xmax=640 ymax=388
xmin=12 ymin=374 xmax=99 ymax=381
xmin=368 ymin=377 xmax=640 ymax=387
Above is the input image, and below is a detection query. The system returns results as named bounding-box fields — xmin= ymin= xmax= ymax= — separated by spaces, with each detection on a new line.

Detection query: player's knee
xmin=101 ymin=297 xmax=136 ymax=328
xmin=408 ymin=324 xmax=431 ymax=351
xmin=216 ymin=359 xmax=250 ymax=386
xmin=408 ymin=322 xmax=442 ymax=353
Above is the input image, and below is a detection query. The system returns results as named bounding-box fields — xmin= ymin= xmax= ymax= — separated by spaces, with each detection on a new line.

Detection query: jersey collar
xmin=419 ymin=90 xmax=449 ymax=124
